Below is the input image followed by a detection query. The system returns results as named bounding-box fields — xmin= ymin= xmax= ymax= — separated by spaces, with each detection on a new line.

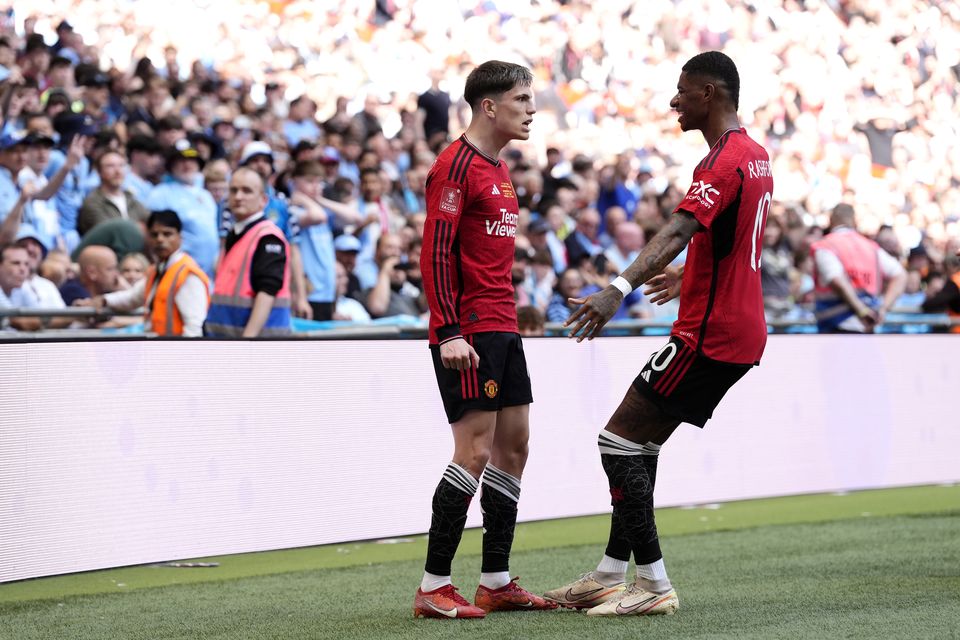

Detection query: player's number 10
xmin=750 ymin=191 xmax=772 ymax=272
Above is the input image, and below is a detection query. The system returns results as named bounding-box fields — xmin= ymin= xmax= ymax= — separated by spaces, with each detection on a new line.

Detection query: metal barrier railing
xmin=0 ymin=307 xmax=956 ymax=340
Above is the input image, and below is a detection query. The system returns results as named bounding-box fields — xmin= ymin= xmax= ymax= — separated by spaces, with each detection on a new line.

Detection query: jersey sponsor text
xmin=485 ymin=209 xmax=518 ymax=237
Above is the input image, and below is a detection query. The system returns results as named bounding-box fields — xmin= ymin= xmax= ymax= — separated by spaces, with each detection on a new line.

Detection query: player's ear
xmin=481 ymin=96 xmax=497 ymax=119
xmin=702 ymin=81 xmax=716 ymax=103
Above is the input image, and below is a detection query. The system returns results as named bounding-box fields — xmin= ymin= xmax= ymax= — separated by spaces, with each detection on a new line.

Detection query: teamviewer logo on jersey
xmin=439 ymin=187 xmax=462 ymax=214
xmin=687 ymin=181 xmax=720 ymax=207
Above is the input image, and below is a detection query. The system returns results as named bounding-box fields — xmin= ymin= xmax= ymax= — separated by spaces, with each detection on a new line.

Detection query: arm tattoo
xmin=621 ymin=213 xmax=700 ymax=289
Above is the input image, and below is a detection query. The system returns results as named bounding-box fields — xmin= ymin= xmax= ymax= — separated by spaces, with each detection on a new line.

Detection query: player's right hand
xmin=565 ymin=286 xmax=623 ymax=342
xmin=440 ymin=337 xmax=480 ymax=371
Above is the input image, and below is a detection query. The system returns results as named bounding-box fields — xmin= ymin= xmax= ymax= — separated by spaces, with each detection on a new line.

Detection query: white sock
xmin=595 ymin=554 xmax=628 ymax=585
xmin=479 ymin=571 xmax=512 ymax=590
xmin=421 ymin=571 xmax=452 ymax=592
xmin=636 ymin=559 xmax=672 ymax=593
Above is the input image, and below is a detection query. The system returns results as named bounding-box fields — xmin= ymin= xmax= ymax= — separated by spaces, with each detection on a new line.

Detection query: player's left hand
xmin=565 ymin=286 xmax=623 ymax=343
xmin=643 ymin=265 xmax=684 ymax=305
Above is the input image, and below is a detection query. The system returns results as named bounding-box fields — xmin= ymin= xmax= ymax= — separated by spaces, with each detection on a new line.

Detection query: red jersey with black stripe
xmin=672 ymin=128 xmax=774 ymax=365
xmin=420 ymin=135 xmax=520 ymax=344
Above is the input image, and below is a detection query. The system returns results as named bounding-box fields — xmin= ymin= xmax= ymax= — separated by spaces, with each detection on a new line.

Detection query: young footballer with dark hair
xmin=545 ymin=50 xmax=774 ymax=617
xmin=415 ymin=60 xmax=557 ymax=619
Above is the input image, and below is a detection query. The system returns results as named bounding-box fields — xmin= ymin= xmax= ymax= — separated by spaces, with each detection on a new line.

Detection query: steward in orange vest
xmin=97 ymin=209 xmax=210 ymax=336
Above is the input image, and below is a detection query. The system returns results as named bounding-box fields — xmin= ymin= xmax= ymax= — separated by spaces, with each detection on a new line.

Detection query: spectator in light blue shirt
xmin=122 ymin=135 xmax=164 ymax=203
xmin=287 ymin=161 xmax=336 ymax=320
xmin=282 ymin=96 xmax=321 ymax=148
xmin=44 ymin=114 xmax=101 ymax=248
xmin=146 ymin=144 xmax=219 ymax=277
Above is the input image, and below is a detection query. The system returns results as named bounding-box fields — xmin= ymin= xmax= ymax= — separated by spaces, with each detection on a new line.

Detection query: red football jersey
xmin=420 ymin=136 xmax=520 ymax=344
xmin=671 ymin=128 xmax=774 ymax=365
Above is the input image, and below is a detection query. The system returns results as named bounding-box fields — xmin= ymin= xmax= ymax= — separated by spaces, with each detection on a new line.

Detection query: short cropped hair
xmin=463 ymin=60 xmax=534 ymax=109
xmin=682 ymin=51 xmax=740 ymax=110
xmin=147 ymin=209 xmax=182 ymax=232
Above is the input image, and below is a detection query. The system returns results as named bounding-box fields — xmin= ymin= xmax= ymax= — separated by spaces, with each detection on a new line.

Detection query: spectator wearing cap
xmin=78 ymin=149 xmax=149 ymax=235
xmin=334 ymin=233 xmax=364 ymax=300
xmin=123 ymin=135 xmax=163 ymax=202
xmin=283 ymin=96 xmax=320 ymax=148
xmin=43 ymin=113 xmax=101 ymax=248
xmin=51 ymin=20 xmax=76 ymax=56
xmin=75 ymin=64 xmax=116 ymax=128
xmin=0 ymin=131 xmax=84 ymax=248
xmin=233 ymin=141 xmax=296 ymax=240
xmin=231 ymin=140 xmax=311 ymax=315
xmin=14 ymin=225 xmax=67 ymax=313
xmin=146 ymin=143 xmax=219 ymax=276
xmin=17 ymin=131 xmax=59 ymax=249
xmin=81 ymin=210 xmax=210 ymax=336
xmin=0 ymin=243 xmax=42 ymax=331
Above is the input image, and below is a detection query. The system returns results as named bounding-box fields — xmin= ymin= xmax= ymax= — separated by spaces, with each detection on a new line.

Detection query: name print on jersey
xmin=747 ymin=160 xmax=772 ymax=179
xmin=486 ymin=208 xmax=518 ymax=237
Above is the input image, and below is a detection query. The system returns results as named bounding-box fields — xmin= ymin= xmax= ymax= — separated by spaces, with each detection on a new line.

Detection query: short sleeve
xmin=674 ymin=164 xmax=743 ymax=230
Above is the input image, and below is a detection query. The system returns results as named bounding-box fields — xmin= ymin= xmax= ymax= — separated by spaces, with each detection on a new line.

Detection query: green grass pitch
xmin=1 ymin=484 xmax=958 ymax=639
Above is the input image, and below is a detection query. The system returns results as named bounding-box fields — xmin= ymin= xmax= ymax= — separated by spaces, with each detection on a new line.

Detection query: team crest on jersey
xmin=484 ymin=380 xmax=499 ymax=398
xmin=499 ymin=182 xmax=515 ymax=199
xmin=491 ymin=184 xmax=500 ymax=195
xmin=439 ymin=186 xmax=462 ymax=214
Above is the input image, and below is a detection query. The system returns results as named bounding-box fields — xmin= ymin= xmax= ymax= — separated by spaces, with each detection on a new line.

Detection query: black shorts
xmin=632 ymin=336 xmax=752 ymax=428
xmin=430 ymin=332 xmax=533 ymax=424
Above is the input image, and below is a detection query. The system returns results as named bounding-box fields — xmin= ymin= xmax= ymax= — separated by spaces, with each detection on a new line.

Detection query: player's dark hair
xmin=463 ymin=60 xmax=533 ymax=109
xmin=147 ymin=209 xmax=182 ymax=233
xmin=682 ymin=51 xmax=740 ymax=110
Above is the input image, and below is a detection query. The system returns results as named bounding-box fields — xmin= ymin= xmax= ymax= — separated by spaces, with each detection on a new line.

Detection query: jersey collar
xmin=460 ymin=135 xmax=500 ymax=166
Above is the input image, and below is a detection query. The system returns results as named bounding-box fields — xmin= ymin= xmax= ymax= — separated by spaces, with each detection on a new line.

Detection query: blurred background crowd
xmin=0 ymin=0 xmax=958 ymax=335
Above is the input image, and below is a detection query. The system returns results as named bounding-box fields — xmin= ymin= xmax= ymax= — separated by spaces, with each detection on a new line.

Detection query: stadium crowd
xmin=0 ymin=0 xmax=958 ymax=334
